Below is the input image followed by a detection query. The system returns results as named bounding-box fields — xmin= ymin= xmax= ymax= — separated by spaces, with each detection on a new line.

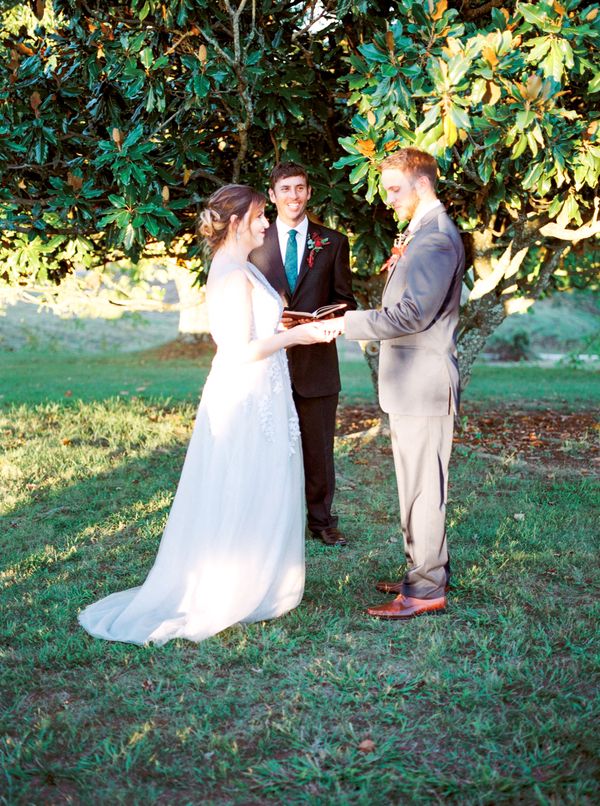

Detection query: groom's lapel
xmin=382 ymin=207 xmax=445 ymax=296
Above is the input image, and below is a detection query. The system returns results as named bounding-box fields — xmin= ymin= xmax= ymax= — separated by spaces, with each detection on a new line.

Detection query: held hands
xmin=324 ymin=317 xmax=345 ymax=337
xmin=289 ymin=319 xmax=343 ymax=346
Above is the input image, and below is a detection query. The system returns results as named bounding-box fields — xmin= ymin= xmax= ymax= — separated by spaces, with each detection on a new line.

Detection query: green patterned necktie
xmin=284 ymin=229 xmax=298 ymax=293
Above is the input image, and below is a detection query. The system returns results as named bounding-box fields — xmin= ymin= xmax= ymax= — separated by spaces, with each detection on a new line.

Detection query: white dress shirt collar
xmin=408 ymin=199 xmax=443 ymax=232
xmin=275 ymin=216 xmax=309 ymax=239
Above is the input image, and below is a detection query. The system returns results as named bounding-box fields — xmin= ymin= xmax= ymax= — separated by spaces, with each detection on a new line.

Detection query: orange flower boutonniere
xmin=381 ymin=230 xmax=414 ymax=273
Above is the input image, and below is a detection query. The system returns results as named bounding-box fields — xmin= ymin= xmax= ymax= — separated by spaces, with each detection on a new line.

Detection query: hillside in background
xmin=1 ymin=289 xmax=598 ymax=361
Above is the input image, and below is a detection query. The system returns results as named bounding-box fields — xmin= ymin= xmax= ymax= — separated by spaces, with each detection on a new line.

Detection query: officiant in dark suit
xmin=250 ymin=162 xmax=356 ymax=546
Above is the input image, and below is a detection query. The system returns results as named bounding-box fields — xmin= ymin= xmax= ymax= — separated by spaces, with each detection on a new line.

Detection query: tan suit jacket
xmin=344 ymin=206 xmax=465 ymax=416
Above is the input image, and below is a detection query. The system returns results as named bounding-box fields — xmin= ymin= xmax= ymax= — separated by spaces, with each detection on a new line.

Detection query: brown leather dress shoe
xmin=310 ymin=527 xmax=347 ymax=546
xmin=367 ymin=594 xmax=446 ymax=619
xmin=376 ymin=580 xmax=450 ymax=595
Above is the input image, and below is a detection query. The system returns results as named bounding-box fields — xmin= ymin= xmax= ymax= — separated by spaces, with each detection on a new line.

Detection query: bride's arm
xmin=209 ymin=270 xmax=335 ymax=363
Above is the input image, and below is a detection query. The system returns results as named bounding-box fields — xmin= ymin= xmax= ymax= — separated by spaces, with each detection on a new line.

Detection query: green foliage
xmin=0 ymin=1 xmax=598 ymax=374
xmin=337 ymin=1 xmax=599 ymax=214
xmin=1 ymin=0 xmax=368 ymax=278
xmin=333 ymin=0 xmax=599 ymax=377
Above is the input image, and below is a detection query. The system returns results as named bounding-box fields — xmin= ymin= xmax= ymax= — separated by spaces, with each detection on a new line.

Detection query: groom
xmin=251 ymin=162 xmax=356 ymax=546
xmin=339 ymin=147 xmax=465 ymax=618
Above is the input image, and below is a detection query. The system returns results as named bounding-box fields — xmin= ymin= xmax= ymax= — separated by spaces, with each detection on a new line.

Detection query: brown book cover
xmin=281 ymin=303 xmax=347 ymax=327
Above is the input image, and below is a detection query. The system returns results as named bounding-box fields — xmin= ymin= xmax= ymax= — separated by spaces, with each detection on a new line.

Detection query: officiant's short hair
xmin=380 ymin=148 xmax=438 ymax=188
xmin=269 ymin=162 xmax=310 ymax=189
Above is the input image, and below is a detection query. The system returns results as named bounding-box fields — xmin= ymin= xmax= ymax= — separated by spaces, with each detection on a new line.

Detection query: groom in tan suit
xmin=338 ymin=148 xmax=465 ymax=618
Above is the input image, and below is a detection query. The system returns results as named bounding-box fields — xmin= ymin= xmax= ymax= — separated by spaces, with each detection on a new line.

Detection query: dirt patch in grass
xmin=458 ymin=405 xmax=599 ymax=474
xmin=336 ymin=403 xmax=599 ymax=475
xmin=336 ymin=404 xmax=382 ymax=435
xmin=147 ymin=338 xmax=215 ymax=361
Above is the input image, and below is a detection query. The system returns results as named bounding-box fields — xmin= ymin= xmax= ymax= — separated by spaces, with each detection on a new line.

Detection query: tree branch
xmin=540 ymin=198 xmax=600 ymax=243
xmin=189 ymin=168 xmax=226 ymax=186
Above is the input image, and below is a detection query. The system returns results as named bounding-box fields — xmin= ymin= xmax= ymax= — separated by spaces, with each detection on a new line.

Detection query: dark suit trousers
xmin=389 ymin=413 xmax=454 ymax=599
xmin=292 ymin=391 xmax=339 ymax=532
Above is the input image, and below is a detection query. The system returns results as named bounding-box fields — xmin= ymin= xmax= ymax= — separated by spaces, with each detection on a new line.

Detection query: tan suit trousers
xmin=388 ymin=412 xmax=454 ymax=599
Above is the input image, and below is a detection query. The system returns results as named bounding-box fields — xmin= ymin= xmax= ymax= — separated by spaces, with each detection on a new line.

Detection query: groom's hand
xmin=324 ymin=316 xmax=345 ymax=337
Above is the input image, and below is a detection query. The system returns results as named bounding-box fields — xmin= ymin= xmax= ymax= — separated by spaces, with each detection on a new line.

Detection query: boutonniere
xmin=307 ymin=231 xmax=331 ymax=268
xmin=380 ymin=230 xmax=414 ymax=273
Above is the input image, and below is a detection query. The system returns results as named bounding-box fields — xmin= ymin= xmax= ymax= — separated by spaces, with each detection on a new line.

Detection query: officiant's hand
xmin=280 ymin=313 xmax=299 ymax=330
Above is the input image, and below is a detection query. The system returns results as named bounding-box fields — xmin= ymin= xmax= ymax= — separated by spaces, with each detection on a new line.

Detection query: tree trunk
xmin=171 ymin=264 xmax=212 ymax=344
xmin=352 ymin=273 xmax=386 ymax=404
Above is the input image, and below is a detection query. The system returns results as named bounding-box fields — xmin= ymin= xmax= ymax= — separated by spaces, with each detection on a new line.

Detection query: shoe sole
xmin=310 ymin=535 xmax=347 ymax=546
xmin=375 ymin=585 xmax=450 ymax=595
xmin=367 ymin=605 xmax=447 ymax=619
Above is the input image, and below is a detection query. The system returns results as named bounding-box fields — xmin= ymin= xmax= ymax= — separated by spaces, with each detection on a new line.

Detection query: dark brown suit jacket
xmin=251 ymin=220 xmax=356 ymax=398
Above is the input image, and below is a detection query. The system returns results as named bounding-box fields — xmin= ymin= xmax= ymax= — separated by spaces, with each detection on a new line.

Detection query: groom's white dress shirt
xmin=275 ymin=216 xmax=309 ymax=276
xmin=408 ymin=199 xmax=443 ymax=233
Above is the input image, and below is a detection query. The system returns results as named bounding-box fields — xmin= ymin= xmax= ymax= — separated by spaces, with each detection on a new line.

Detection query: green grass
xmin=1 ymin=351 xmax=599 ymax=803
xmin=464 ymin=363 xmax=600 ymax=407
xmin=1 ymin=347 xmax=599 ymax=408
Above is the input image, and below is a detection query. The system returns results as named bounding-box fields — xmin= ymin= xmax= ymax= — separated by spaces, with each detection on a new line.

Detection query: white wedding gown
xmin=78 ymin=261 xmax=305 ymax=645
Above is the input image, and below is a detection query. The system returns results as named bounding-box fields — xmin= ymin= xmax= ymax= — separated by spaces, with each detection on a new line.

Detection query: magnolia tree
xmin=1 ymin=0 xmax=598 ymax=375
xmin=335 ymin=0 xmax=599 ymax=381
xmin=0 ymin=0 xmax=363 ymax=335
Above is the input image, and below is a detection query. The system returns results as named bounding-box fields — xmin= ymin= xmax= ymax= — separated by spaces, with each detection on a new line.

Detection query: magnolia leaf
xmin=504 ymin=297 xmax=535 ymax=315
xmin=503 ymin=246 xmax=529 ymax=280
xmin=431 ymin=0 xmax=448 ymax=21
xmin=526 ymin=73 xmax=543 ymax=99
xmin=556 ymin=195 xmax=581 ymax=228
xmin=349 ymin=159 xmax=371 ymax=184
xmin=355 ymin=138 xmax=376 ymax=157
xmin=67 ymin=172 xmax=83 ymax=191
xmin=482 ymin=46 xmax=498 ymax=67
xmin=484 ymin=81 xmax=502 ymax=105
xmin=385 ymin=30 xmax=395 ymax=54
xmin=443 ymin=113 xmax=458 ymax=147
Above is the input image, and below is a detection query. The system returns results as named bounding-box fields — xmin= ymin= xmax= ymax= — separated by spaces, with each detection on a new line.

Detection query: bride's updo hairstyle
xmin=198 ymin=184 xmax=266 ymax=253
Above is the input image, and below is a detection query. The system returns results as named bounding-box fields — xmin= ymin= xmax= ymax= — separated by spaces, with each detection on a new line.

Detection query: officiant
xmin=251 ymin=162 xmax=357 ymax=547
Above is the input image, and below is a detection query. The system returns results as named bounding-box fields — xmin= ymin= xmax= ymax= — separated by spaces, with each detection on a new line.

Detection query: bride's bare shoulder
xmin=207 ymin=260 xmax=251 ymax=297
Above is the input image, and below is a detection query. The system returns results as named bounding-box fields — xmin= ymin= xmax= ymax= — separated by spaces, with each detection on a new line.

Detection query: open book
xmin=281 ymin=303 xmax=347 ymax=327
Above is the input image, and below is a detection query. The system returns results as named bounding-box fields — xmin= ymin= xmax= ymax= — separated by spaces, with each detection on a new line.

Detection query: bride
xmin=78 ymin=184 xmax=337 ymax=645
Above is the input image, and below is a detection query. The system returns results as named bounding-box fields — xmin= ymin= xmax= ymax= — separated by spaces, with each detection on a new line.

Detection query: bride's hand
xmin=289 ymin=321 xmax=339 ymax=345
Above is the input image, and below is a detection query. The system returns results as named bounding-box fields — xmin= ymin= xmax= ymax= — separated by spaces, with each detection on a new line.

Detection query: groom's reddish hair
xmin=269 ymin=161 xmax=310 ymax=189
xmin=379 ymin=148 xmax=438 ymax=188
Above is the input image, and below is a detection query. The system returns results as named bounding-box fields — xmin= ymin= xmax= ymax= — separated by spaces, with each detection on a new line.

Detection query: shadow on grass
xmin=1 ymin=442 xmax=189 ymax=607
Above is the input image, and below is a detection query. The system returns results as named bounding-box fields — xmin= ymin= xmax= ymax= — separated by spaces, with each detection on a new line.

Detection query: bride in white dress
xmin=78 ymin=184 xmax=337 ymax=645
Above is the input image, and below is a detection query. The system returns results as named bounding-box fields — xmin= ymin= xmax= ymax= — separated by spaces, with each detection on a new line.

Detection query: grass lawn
xmin=1 ymin=347 xmax=599 ymax=804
